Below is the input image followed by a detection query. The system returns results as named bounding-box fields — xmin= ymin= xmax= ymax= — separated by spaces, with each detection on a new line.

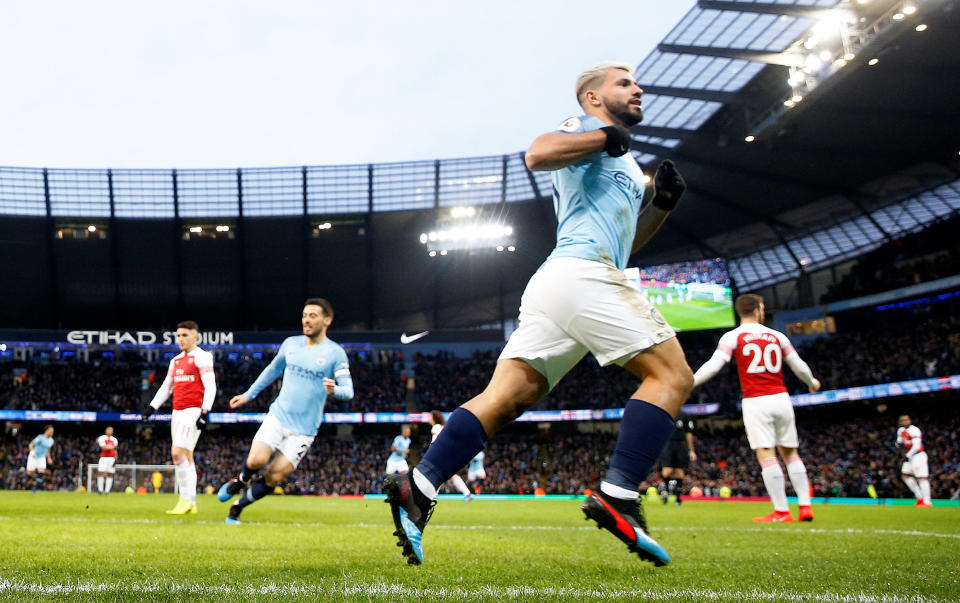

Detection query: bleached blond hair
xmin=575 ymin=62 xmax=635 ymax=108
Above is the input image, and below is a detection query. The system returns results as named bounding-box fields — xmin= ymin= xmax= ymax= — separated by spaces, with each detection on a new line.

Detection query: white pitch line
xmin=1 ymin=514 xmax=958 ymax=540
xmin=0 ymin=579 xmax=944 ymax=602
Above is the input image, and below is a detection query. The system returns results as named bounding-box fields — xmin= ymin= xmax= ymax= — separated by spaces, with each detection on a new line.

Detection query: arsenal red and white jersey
xmin=896 ymin=425 xmax=924 ymax=458
xmin=165 ymin=348 xmax=215 ymax=410
xmin=97 ymin=435 xmax=118 ymax=458
xmin=715 ymin=323 xmax=797 ymax=399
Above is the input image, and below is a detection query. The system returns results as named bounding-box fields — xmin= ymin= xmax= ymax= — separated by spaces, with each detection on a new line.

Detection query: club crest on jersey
xmin=558 ymin=117 xmax=581 ymax=132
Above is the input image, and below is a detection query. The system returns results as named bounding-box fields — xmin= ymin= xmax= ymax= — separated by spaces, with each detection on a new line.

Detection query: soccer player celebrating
xmin=217 ymin=298 xmax=353 ymax=524
xmin=27 ymin=425 xmax=55 ymax=493
xmin=96 ymin=426 xmax=119 ymax=495
xmin=387 ymin=425 xmax=412 ymax=475
xmin=382 ymin=62 xmax=691 ymax=566
xmin=896 ymin=415 xmax=932 ymax=506
xmin=142 ymin=320 xmax=217 ymax=515
xmin=692 ymin=294 xmax=820 ymax=523
xmin=659 ymin=411 xmax=696 ymax=506
xmin=427 ymin=411 xmax=472 ymax=502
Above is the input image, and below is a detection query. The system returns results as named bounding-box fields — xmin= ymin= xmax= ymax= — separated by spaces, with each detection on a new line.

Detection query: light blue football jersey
xmin=546 ymin=115 xmax=647 ymax=270
xmin=243 ymin=336 xmax=353 ymax=437
xmin=468 ymin=451 xmax=485 ymax=471
xmin=389 ymin=435 xmax=410 ymax=462
xmin=31 ymin=434 xmax=54 ymax=457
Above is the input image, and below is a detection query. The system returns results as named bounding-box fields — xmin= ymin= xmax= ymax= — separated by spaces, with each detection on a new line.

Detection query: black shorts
xmin=659 ymin=441 xmax=690 ymax=470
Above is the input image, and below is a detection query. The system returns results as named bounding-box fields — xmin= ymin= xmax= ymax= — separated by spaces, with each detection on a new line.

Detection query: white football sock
xmin=174 ymin=460 xmax=189 ymax=499
xmin=600 ymin=481 xmax=639 ymax=500
xmin=412 ymin=468 xmax=438 ymax=500
xmin=903 ymin=475 xmax=921 ymax=499
xmin=785 ymin=456 xmax=811 ymax=506
xmin=105 ymin=477 xmax=113 ymax=492
xmin=450 ymin=474 xmax=470 ymax=496
xmin=919 ymin=478 xmax=931 ymax=503
xmin=183 ymin=463 xmax=197 ymax=504
xmin=760 ymin=460 xmax=789 ymax=512
xmin=97 ymin=476 xmax=104 ymax=493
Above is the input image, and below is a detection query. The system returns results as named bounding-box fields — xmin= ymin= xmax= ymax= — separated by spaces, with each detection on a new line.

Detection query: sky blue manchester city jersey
xmin=546 ymin=115 xmax=647 ymax=270
xmin=243 ymin=336 xmax=353 ymax=437
xmin=468 ymin=451 xmax=484 ymax=471
xmin=31 ymin=435 xmax=54 ymax=457
xmin=389 ymin=435 xmax=410 ymax=462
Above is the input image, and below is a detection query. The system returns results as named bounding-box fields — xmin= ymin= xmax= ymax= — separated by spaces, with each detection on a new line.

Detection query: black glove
xmin=141 ymin=407 xmax=155 ymax=423
xmin=196 ymin=413 xmax=207 ymax=431
xmin=600 ymin=125 xmax=631 ymax=157
xmin=651 ymin=159 xmax=686 ymax=211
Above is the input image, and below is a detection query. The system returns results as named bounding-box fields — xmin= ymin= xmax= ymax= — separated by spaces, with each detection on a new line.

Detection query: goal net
xmin=85 ymin=463 xmax=177 ymax=494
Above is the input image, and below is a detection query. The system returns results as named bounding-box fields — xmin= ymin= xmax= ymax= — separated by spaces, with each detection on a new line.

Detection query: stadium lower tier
xmin=3 ymin=397 xmax=957 ymax=501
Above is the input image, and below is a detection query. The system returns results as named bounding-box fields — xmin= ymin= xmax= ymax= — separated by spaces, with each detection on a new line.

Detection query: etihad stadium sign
xmin=65 ymin=330 xmax=235 ymax=346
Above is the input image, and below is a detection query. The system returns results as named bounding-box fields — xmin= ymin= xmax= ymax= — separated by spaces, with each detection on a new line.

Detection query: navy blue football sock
xmin=416 ymin=408 xmax=488 ymax=490
xmin=604 ymin=399 xmax=675 ymax=494
xmin=235 ymin=478 xmax=272 ymax=509
xmin=32 ymin=476 xmax=43 ymax=492
xmin=239 ymin=461 xmax=257 ymax=483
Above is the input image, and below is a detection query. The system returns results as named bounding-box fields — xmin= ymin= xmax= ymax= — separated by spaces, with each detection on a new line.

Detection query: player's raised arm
xmin=525 ymin=125 xmax=629 ymax=172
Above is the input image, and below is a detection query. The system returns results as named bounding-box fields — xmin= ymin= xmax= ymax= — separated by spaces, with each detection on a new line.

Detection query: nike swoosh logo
xmin=400 ymin=331 xmax=430 ymax=344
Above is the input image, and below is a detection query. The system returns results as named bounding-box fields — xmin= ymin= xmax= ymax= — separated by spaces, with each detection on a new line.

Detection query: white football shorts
xmin=741 ymin=392 xmax=799 ymax=449
xmin=253 ymin=413 xmax=315 ymax=469
xmin=26 ymin=452 xmax=46 ymax=472
xmin=902 ymin=452 xmax=929 ymax=479
xmin=386 ymin=458 xmax=409 ymax=475
xmin=500 ymin=257 xmax=676 ymax=389
xmin=97 ymin=457 xmax=116 ymax=474
xmin=468 ymin=468 xmax=487 ymax=481
xmin=171 ymin=407 xmax=203 ymax=451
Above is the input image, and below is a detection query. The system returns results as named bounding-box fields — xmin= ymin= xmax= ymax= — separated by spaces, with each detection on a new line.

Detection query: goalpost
xmin=85 ymin=464 xmax=177 ymax=494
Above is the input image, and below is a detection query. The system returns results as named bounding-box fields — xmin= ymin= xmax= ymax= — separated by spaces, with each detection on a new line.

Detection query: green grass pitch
xmin=645 ymin=297 xmax=735 ymax=331
xmin=1 ymin=491 xmax=957 ymax=601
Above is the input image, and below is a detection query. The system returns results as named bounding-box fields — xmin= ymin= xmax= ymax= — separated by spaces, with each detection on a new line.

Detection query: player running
xmin=142 ymin=320 xmax=217 ymax=515
xmin=387 ymin=425 xmax=412 ymax=475
xmin=427 ymin=411 xmax=472 ymax=502
xmin=96 ymin=426 xmax=119 ymax=495
xmin=382 ymin=62 xmax=691 ymax=566
xmin=659 ymin=411 xmax=695 ymax=506
xmin=692 ymin=294 xmax=820 ymax=523
xmin=896 ymin=415 xmax=932 ymax=506
xmin=27 ymin=425 xmax=55 ymax=493
xmin=467 ymin=451 xmax=486 ymax=486
xmin=217 ymin=298 xmax=353 ymax=524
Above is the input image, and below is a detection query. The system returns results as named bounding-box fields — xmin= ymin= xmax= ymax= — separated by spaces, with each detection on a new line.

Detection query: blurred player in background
xmin=217 ymin=298 xmax=353 ymax=524
xmin=96 ymin=425 xmax=118 ymax=495
xmin=659 ymin=411 xmax=695 ymax=506
xmin=428 ymin=411 xmax=472 ymax=502
xmin=382 ymin=62 xmax=690 ymax=566
xmin=896 ymin=415 xmax=932 ymax=506
xmin=467 ymin=451 xmax=486 ymax=490
xmin=387 ymin=425 xmax=412 ymax=475
xmin=142 ymin=320 xmax=217 ymax=515
xmin=27 ymin=425 xmax=55 ymax=494
xmin=692 ymin=294 xmax=820 ymax=523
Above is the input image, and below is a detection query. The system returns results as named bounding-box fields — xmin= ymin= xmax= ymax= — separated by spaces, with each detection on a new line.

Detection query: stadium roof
xmin=0 ymin=0 xmax=957 ymax=330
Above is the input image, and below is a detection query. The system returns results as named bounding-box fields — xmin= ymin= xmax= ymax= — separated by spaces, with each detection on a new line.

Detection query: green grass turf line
xmin=0 ymin=491 xmax=956 ymax=602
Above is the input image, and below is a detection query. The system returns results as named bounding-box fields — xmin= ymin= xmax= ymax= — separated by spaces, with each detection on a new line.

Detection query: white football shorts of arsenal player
xmin=694 ymin=323 xmax=818 ymax=450
xmin=150 ymin=347 xmax=216 ymax=451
